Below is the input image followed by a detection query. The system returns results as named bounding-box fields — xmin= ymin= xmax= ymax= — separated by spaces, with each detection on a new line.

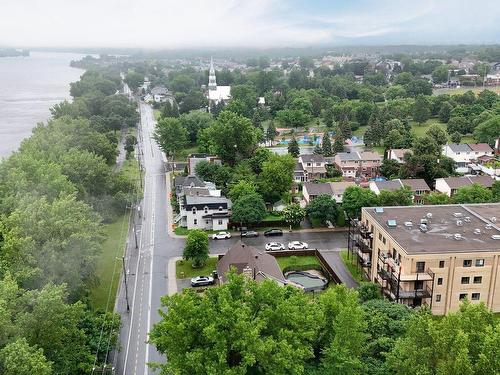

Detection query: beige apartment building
xmin=348 ymin=203 xmax=500 ymax=315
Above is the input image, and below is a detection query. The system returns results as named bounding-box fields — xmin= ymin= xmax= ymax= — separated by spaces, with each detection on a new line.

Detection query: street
xmin=114 ymin=103 xmax=348 ymax=375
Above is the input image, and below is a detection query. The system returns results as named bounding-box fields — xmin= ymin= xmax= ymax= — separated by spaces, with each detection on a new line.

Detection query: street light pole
xmin=121 ymin=256 xmax=130 ymax=312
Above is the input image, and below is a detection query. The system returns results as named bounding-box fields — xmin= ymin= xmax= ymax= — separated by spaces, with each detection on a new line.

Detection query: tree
xmin=342 ymin=186 xmax=379 ymax=218
xmin=332 ymin=136 xmax=344 ymax=154
xmin=357 ymin=283 xmax=382 ymax=303
xmin=321 ymin=132 xmax=333 ymax=156
xmin=432 ymin=65 xmax=450 ymax=83
xmin=179 ymin=90 xmax=208 ymax=113
xmin=276 ymin=109 xmax=312 ymax=128
xmin=453 ymin=183 xmax=493 ymax=204
xmin=258 ymin=154 xmax=295 ymax=203
xmin=426 ymin=124 xmax=448 ymax=146
xmin=283 ymin=203 xmax=306 ymax=227
xmin=313 ymin=144 xmax=323 ymax=155
xmin=228 ymin=180 xmax=256 ymax=202
xmin=124 ymin=71 xmax=143 ymax=92
xmin=412 ymin=95 xmax=430 ymax=124
xmin=179 ymin=111 xmax=214 ymax=145
xmin=323 ymin=107 xmax=335 ymax=127
xmin=492 ymin=180 xmax=500 ymax=202
xmin=287 ymin=137 xmax=300 ymax=157
xmin=474 ymin=116 xmax=500 ymax=145
xmin=149 ymin=274 xmax=320 ymax=375
xmin=125 ymin=134 xmax=137 ymax=158
xmin=378 ymin=187 xmax=413 ymax=206
xmin=447 ymin=116 xmax=469 ymax=135
xmin=306 ymin=195 xmax=338 ymax=226
xmin=383 ymin=129 xmax=405 ymax=150
xmin=154 ymin=117 xmax=188 ymax=159
xmin=425 ymin=191 xmax=451 ymax=205
xmin=170 ymin=75 xmax=195 ymax=93
xmin=231 ymin=193 xmax=267 ymax=226
xmin=161 ymin=100 xmax=179 ymax=118
xmin=438 ymin=101 xmax=453 ymax=123
xmin=0 ymin=338 xmax=52 ymax=375
xmin=183 ymin=230 xmax=209 ymax=268
xmin=265 ymin=121 xmax=278 ymax=145
xmin=450 ymin=131 xmax=462 ymax=143
xmin=380 ymin=159 xmax=401 ymax=179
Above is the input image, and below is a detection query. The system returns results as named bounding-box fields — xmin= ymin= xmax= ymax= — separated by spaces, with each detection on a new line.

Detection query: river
xmin=0 ymin=51 xmax=87 ymax=158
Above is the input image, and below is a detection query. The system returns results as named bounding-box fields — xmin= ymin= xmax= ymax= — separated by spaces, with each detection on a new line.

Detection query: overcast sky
xmin=0 ymin=0 xmax=499 ymax=49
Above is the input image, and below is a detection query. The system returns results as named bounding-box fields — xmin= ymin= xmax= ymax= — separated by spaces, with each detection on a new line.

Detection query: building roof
xmin=303 ymin=183 xmax=333 ymax=196
xmin=447 ymin=143 xmax=472 ymax=153
xmin=300 ymin=154 xmax=325 ymax=163
xmin=185 ymin=195 xmax=231 ymax=206
xmin=373 ymin=180 xmax=403 ymax=192
xmin=208 ymin=85 xmax=231 ymax=101
xmin=360 ymin=151 xmax=382 ymax=161
xmin=329 ymin=181 xmax=356 ymax=195
xmin=390 ymin=149 xmax=412 ymax=158
xmin=151 ymin=86 xmax=168 ymax=95
xmin=337 ymin=151 xmax=361 ymax=161
xmin=441 ymin=176 xmax=494 ymax=189
xmin=362 ymin=203 xmax=500 ymax=255
xmin=467 ymin=143 xmax=493 ymax=152
xmin=174 ymin=175 xmax=206 ymax=188
xmin=398 ymin=179 xmax=431 ymax=192
xmin=217 ymin=241 xmax=286 ymax=283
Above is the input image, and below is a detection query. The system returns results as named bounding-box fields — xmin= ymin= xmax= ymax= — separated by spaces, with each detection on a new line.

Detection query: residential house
xmin=442 ymin=143 xmax=494 ymax=173
xmin=150 ymin=86 xmax=170 ymax=103
xmin=485 ymin=73 xmax=500 ymax=86
xmin=334 ymin=151 xmax=382 ymax=180
xmin=470 ymin=155 xmax=500 ymax=178
xmin=217 ymin=241 xmax=286 ymax=285
xmin=173 ymin=175 xmax=207 ymax=196
xmin=187 ymin=154 xmax=221 ymax=175
xmin=350 ymin=203 xmax=500 ymax=315
xmin=294 ymin=154 xmax=327 ymax=183
xmin=303 ymin=181 xmax=356 ymax=203
xmin=180 ymin=195 xmax=231 ymax=231
xmin=387 ymin=148 xmax=412 ymax=164
xmin=435 ymin=176 xmax=495 ymax=197
xmin=369 ymin=179 xmax=431 ymax=204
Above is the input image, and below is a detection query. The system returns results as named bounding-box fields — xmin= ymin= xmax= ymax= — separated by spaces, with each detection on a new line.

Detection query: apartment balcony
xmin=382 ymin=284 xmax=432 ymax=301
xmin=356 ymin=250 xmax=371 ymax=267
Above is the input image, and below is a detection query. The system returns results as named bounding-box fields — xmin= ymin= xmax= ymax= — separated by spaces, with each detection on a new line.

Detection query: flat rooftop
xmin=362 ymin=203 xmax=500 ymax=254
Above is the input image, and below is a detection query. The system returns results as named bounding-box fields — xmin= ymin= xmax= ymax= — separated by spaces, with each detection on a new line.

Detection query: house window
xmin=471 ymin=293 xmax=480 ymax=301
xmin=378 ymin=233 xmax=382 ymax=241
xmin=463 ymin=260 xmax=472 ymax=267
xmin=437 ymin=277 xmax=443 ymax=285
xmin=416 ymin=261 xmax=425 ymax=273
xmin=473 ymin=276 xmax=482 ymax=284
xmin=192 ymin=207 xmax=197 ymax=214
xmin=475 ymin=259 xmax=485 ymax=267
xmin=414 ymin=280 xmax=423 ymax=290
xmin=218 ymin=220 xmax=223 ymax=225
xmin=436 ymin=294 xmax=441 ymax=302
xmin=439 ymin=260 xmax=445 ymax=268
xmin=461 ymin=277 xmax=470 ymax=284
xmin=204 ymin=206 xmax=208 ymax=214
xmin=459 ymin=293 xmax=467 ymax=300
xmin=193 ymin=219 xmax=197 ymax=225
xmin=382 ymin=237 xmax=386 ymax=245
xmin=307 ymin=162 xmax=311 ymax=167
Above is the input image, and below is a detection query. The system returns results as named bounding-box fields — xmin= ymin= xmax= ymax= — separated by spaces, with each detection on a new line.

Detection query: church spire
xmin=208 ymin=56 xmax=217 ymax=90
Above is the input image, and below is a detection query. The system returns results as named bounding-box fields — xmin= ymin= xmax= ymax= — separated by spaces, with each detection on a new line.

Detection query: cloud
xmin=0 ymin=0 xmax=498 ymax=48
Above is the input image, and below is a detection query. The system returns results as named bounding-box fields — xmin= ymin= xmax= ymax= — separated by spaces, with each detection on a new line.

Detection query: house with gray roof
xmin=442 ymin=143 xmax=494 ymax=173
xmin=435 ymin=176 xmax=495 ymax=197
xmin=334 ymin=151 xmax=381 ymax=180
xmin=180 ymin=194 xmax=232 ymax=230
xmin=369 ymin=178 xmax=431 ymax=204
xmin=294 ymin=154 xmax=327 ymax=183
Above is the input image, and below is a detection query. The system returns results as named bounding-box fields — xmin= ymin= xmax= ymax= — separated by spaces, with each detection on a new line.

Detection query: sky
xmin=0 ymin=0 xmax=499 ymax=49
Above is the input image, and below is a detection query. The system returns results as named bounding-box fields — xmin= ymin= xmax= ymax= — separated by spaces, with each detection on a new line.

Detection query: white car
xmin=288 ymin=241 xmax=309 ymax=250
xmin=212 ymin=231 xmax=231 ymax=240
xmin=190 ymin=276 xmax=214 ymax=287
xmin=265 ymin=242 xmax=285 ymax=251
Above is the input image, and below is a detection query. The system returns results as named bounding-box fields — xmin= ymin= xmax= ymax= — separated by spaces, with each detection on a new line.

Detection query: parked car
xmin=190 ymin=276 xmax=214 ymax=287
xmin=288 ymin=241 xmax=309 ymax=250
xmin=212 ymin=231 xmax=231 ymax=240
xmin=241 ymin=230 xmax=259 ymax=238
xmin=265 ymin=242 xmax=285 ymax=251
xmin=264 ymin=228 xmax=283 ymax=237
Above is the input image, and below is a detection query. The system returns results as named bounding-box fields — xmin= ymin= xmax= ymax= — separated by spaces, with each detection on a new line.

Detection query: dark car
xmin=241 ymin=230 xmax=259 ymax=238
xmin=264 ymin=228 xmax=283 ymax=237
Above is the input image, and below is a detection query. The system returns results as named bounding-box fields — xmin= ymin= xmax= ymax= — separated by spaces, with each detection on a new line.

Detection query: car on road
xmin=212 ymin=231 xmax=231 ymax=240
xmin=288 ymin=241 xmax=309 ymax=250
xmin=264 ymin=228 xmax=283 ymax=237
xmin=190 ymin=276 xmax=215 ymax=287
xmin=241 ymin=230 xmax=259 ymax=238
xmin=265 ymin=242 xmax=285 ymax=251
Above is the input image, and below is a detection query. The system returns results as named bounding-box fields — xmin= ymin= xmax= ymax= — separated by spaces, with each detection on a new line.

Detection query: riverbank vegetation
xmin=0 ymin=66 xmax=139 ymax=373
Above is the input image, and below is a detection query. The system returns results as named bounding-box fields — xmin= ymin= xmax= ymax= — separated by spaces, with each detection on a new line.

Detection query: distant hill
xmin=0 ymin=48 xmax=30 ymax=57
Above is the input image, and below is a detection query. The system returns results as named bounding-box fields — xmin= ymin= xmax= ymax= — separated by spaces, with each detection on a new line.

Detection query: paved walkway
xmin=319 ymin=250 xmax=359 ymax=289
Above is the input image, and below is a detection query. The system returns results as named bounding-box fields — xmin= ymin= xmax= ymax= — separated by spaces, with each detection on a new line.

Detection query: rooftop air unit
xmin=492 ymin=235 xmax=500 ymax=240
xmin=464 ymin=216 xmax=471 ymax=223
xmin=453 ymin=233 xmax=463 ymax=240
xmin=453 ymin=212 xmax=463 ymax=218
xmin=491 ymin=217 xmax=497 ymax=223
xmin=473 ymin=228 xmax=481 ymax=235
xmin=420 ymin=224 xmax=428 ymax=233
xmin=485 ymin=224 xmax=493 ymax=230
xmin=426 ymin=212 xmax=433 ymax=219
xmin=404 ymin=221 xmax=413 ymax=227
xmin=456 ymin=220 xmax=463 ymax=226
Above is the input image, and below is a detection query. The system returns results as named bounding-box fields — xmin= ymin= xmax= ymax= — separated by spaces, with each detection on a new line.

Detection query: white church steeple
xmin=208 ymin=56 xmax=217 ymax=90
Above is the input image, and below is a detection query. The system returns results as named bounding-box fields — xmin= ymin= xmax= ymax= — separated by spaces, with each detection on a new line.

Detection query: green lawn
xmin=176 ymin=257 xmax=218 ymax=279
xmin=353 ymin=125 xmax=368 ymax=137
xmin=276 ymin=255 xmax=320 ymax=271
xmin=262 ymin=213 xmax=284 ymax=222
xmin=154 ymin=109 xmax=161 ymax=120
xmin=410 ymin=118 xmax=447 ymax=138
xmin=340 ymin=249 xmax=365 ymax=283
xmin=90 ymin=212 xmax=130 ymax=311
xmin=372 ymin=146 xmax=385 ymax=156
xmin=433 ymin=87 xmax=500 ymax=96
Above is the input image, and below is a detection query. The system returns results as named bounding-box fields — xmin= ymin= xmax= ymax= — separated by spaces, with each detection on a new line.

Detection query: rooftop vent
xmin=492 ymin=235 xmax=500 ymax=240
xmin=420 ymin=224 xmax=428 ymax=233
xmin=374 ymin=207 xmax=384 ymax=214
xmin=453 ymin=233 xmax=463 ymax=240
xmin=464 ymin=216 xmax=471 ymax=223
xmin=426 ymin=212 xmax=433 ymax=219
xmin=420 ymin=218 xmax=428 ymax=225
xmin=473 ymin=228 xmax=481 ymax=235
xmin=485 ymin=224 xmax=493 ymax=230
xmin=491 ymin=217 xmax=497 ymax=223
xmin=404 ymin=221 xmax=413 ymax=227
xmin=453 ymin=212 xmax=463 ymax=218
xmin=456 ymin=220 xmax=463 ymax=227
xmin=387 ymin=219 xmax=397 ymax=228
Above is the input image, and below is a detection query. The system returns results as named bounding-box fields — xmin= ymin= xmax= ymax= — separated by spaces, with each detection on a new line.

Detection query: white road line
xmin=144 ymin=174 xmax=156 ymax=375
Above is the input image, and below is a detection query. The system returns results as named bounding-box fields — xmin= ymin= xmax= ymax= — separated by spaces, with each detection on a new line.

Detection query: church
xmin=206 ymin=57 xmax=231 ymax=105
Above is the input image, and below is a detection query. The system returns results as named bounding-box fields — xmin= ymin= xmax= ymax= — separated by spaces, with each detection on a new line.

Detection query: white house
xmin=180 ymin=195 xmax=232 ymax=231
xmin=387 ymin=149 xmax=412 ymax=164
xmin=302 ymin=181 xmax=355 ymax=204
xmin=435 ymin=176 xmax=495 ymax=197
xmin=293 ymin=154 xmax=327 ymax=183
xmin=150 ymin=86 xmax=170 ymax=103
xmin=442 ymin=143 xmax=494 ymax=173
xmin=207 ymin=57 xmax=231 ymax=106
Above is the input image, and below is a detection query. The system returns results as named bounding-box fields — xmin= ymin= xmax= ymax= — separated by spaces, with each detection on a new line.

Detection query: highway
xmin=115 ymin=102 xmax=184 ymax=375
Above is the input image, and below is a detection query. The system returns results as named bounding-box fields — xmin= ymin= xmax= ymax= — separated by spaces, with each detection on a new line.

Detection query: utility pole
xmin=121 ymin=256 xmax=130 ymax=312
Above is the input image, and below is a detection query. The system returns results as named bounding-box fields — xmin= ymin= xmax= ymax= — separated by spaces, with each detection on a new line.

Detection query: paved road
xmin=115 ymin=103 xmax=184 ymax=375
